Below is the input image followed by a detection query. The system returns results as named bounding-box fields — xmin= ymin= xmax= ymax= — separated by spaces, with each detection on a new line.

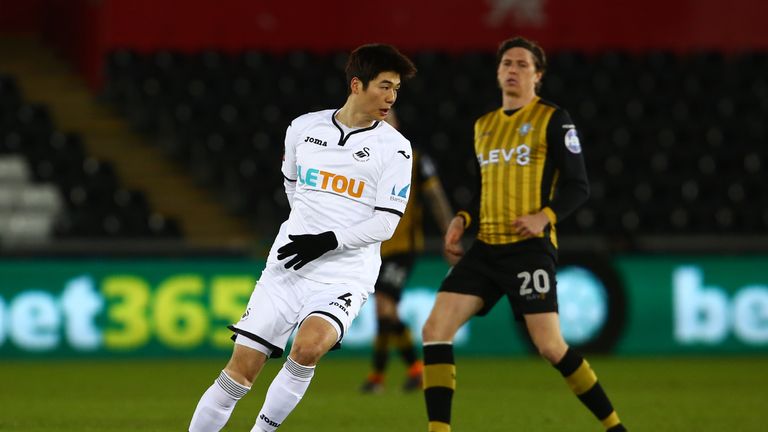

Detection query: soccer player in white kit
xmin=189 ymin=44 xmax=417 ymax=432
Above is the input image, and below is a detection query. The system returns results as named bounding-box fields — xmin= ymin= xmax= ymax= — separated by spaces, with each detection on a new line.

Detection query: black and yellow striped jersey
xmin=466 ymin=97 xmax=589 ymax=250
xmin=381 ymin=151 xmax=439 ymax=257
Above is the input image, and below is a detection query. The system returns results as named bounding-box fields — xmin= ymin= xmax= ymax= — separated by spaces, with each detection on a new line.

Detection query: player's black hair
xmin=496 ymin=36 xmax=546 ymax=92
xmin=345 ymin=44 xmax=417 ymax=92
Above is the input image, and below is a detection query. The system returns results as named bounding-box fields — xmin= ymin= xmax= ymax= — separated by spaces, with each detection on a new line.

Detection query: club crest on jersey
xmin=519 ymin=122 xmax=533 ymax=136
xmin=565 ymin=129 xmax=582 ymax=154
xmin=353 ymin=147 xmax=371 ymax=162
xmin=304 ymin=136 xmax=327 ymax=147
xmin=297 ymin=165 xmax=366 ymax=198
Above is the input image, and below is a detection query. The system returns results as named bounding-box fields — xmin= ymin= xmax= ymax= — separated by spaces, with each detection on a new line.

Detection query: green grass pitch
xmin=1 ymin=356 xmax=766 ymax=431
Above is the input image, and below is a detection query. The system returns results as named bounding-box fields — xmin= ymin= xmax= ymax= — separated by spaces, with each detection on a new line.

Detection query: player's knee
xmin=534 ymin=340 xmax=567 ymax=364
xmin=223 ymin=365 xmax=253 ymax=387
xmin=289 ymin=340 xmax=328 ymax=365
xmin=422 ymin=316 xmax=449 ymax=342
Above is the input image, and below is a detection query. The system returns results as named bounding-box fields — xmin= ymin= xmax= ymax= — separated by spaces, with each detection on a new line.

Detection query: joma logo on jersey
xmin=297 ymin=165 xmax=365 ymax=198
xmin=477 ymin=145 xmax=531 ymax=167
xmin=304 ymin=136 xmax=327 ymax=146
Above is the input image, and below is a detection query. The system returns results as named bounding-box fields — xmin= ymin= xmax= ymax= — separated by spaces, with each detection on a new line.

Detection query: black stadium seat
xmin=0 ymin=74 xmax=181 ymax=243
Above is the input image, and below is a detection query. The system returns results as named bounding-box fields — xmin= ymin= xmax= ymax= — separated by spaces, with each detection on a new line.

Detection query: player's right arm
xmin=443 ymin=215 xmax=465 ymax=265
xmin=454 ymin=117 xmax=483 ymax=231
xmin=442 ymin=118 xmax=483 ymax=264
xmin=281 ymin=120 xmax=300 ymax=208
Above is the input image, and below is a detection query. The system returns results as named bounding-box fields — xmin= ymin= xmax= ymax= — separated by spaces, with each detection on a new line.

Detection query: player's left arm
xmin=543 ymin=108 xmax=590 ymax=223
xmin=333 ymin=143 xmax=413 ymax=249
xmin=513 ymin=109 xmax=589 ymax=237
xmin=277 ymin=212 xmax=401 ymax=270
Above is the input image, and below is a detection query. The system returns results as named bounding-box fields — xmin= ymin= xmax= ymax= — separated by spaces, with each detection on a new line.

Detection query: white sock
xmin=251 ymin=357 xmax=316 ymax=431
xmin=189 ymin=370 xmax=250 ymax=432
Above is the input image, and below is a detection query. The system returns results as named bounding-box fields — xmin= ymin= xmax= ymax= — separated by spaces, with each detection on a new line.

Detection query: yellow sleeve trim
xmin=542 ymin=207 xmax=557 ymax=225
xmin=456 ymin=211 xmax=471 ymax=229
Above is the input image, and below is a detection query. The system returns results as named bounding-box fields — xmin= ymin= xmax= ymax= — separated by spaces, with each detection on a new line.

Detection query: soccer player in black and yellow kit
xmin=421 ymin=37 xmax=626 ymax=431
xmin=361 ymin=110 xmax=455 ymax=393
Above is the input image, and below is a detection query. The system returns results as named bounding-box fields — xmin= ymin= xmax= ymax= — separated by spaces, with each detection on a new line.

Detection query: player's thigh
xmin=230 ymin=266 xmax=303 ymax=358
xmin=289 ymin=316 xmax=340 ymax=365
xmin=299 ymin=282 xmax=370 ymax=346
xmin=438 ymin=241 xmax=505 ymax=318
xmin=422 ymin=291 xmax=483 ymax=342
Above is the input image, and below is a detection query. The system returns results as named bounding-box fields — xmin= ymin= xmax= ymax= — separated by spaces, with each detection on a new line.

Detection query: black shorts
xmin=374 ymin=253 xmax=415 ymax=302
xmin=439 ymin=240 xmax=558 ymax=320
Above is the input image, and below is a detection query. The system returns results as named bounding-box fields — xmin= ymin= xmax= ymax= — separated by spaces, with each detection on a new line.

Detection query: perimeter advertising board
xmin=1 ymin=255 xmax=766 ymax=358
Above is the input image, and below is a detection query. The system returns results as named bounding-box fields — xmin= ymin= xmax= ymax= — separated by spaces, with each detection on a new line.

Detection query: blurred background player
xmin=420 ymin=37 xmax=626 ymax=431
xmin=360 ymin=109 xmax=455 ymax=394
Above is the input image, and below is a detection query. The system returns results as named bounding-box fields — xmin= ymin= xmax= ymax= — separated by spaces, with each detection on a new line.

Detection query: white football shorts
xmin=229 ymin=264 xmax=370 ymax=358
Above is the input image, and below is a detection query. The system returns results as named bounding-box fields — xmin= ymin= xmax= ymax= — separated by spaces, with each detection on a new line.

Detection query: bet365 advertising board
xmin=1 ymin=255 xmax=766 ymax=358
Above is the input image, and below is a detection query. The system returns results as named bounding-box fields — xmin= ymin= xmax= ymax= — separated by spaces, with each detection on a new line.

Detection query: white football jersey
xmin=266 ymin=109 xmax=413 ymax=287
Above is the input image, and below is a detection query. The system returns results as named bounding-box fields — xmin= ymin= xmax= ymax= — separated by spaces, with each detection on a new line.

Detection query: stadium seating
xmin=0 ymin=73 xmax=182 ymax=244
xmin=102 ymin=50 xmax=767 ymax=241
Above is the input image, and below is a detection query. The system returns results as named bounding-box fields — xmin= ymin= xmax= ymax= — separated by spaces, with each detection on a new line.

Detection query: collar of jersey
xmin=501 ymin=96 xmax=540 ymax=120
xmin=331 ymin=109 xmax=381 ymax=146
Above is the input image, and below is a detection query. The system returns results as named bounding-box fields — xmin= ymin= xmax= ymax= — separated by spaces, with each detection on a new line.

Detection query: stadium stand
xmin=0 ymin=73 xmax=182 ymax=245
xmin=0 ymin=36 xmax=260 ymax=253
xmin=102 ymin=50 xmax=767 ymax=248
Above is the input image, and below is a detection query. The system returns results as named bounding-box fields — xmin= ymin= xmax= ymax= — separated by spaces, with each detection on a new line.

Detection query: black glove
xmin=277 ymin=231 xmax=338 ymax=270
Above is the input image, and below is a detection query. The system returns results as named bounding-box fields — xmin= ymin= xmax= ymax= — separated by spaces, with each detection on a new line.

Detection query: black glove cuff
xmin=318 ymin=231 xmax=338 ymax=251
